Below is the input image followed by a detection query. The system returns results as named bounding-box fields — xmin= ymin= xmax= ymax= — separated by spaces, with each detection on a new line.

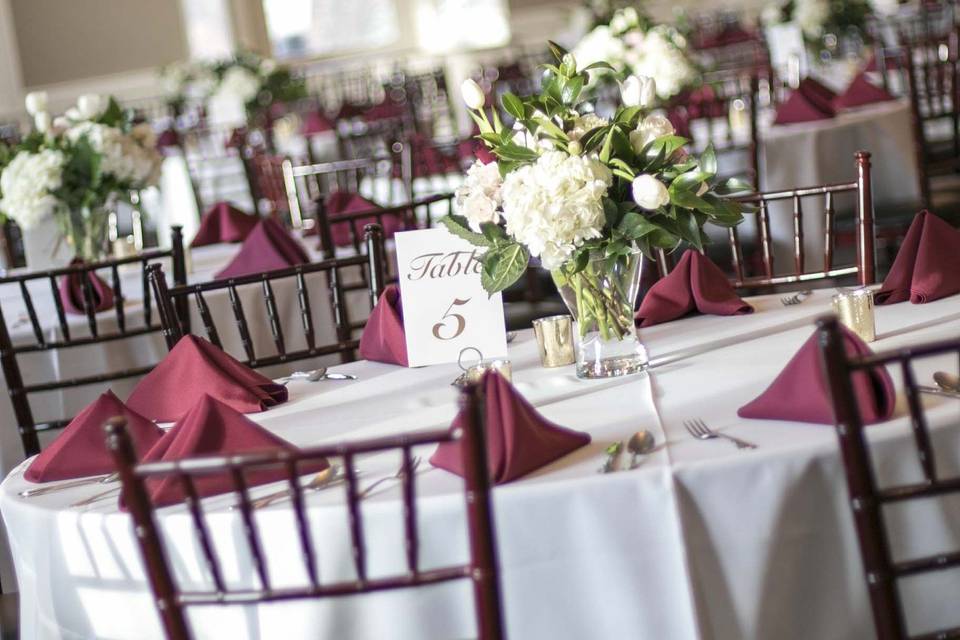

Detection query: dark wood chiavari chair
xmin=400 ymin=67 xmax=455 ymax=138
xmin=904 ymin=28 xmax=960 ymax=208
xmin=0 ymin=227 xmax=186 ymax=457
xmin=248 ymin=151 xmax=296 ymax=221
xmin=104 ymin=379 xmax=505 ymax=640
xmin=657 ymin=151 xmax=876 ymax=291
xmin=818 ymin=315 xmax=960 ymax=640
xmin=181 ymin=124 xmax=261 ymax=214
xmin=148 ymin=224 xmax=386 ymax=367
xmin=869 ymin=0 xmax=958 ymax=48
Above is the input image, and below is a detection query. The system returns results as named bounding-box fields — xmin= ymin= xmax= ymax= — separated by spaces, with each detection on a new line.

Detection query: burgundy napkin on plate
xmin=127 ymin=335 xmax=288 ymax=421
xmin=215 ymin=218 xmax=310 ymax=278
xmin=190 ymin=202 xmax=259 ymax=247
xmin=635 ymin=250 xmax=753 ymax=327
xmin=773 ymin=78 xmax=836 ymax=125
xmin=358 ymin=284 xmax=408 ymax=366
xmin=302 ymin=111 xmax=334 ymax=135
xmin=59 ymin=259 xmax=115 ymax=315
xmin=833 ymin=72 xmax=895 ymax=110
xmin=430 ymin=371 xmax=591 ymax=484
xmin=25 ymin=390 xmax=163 ymax=482
xmin=875 ymin=210 xmax=960 ymax=304
xmin=138 ymin=395 xmax=328 ymax=507
xmin=738 ymin=325 xmax=895 ymax=425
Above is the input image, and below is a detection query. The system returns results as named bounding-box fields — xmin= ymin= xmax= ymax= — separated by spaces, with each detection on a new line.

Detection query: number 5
xmin=432 ymin=298 xmax=471 ymax=340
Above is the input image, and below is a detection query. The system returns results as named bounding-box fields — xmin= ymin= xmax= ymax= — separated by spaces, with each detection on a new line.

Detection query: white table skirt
xmin=3 ymin=288 xmax=960 ymax=639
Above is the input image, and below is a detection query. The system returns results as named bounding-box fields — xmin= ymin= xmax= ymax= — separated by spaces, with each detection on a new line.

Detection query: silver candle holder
xmin=832 ymin=288 xmax=876 ymax=342
xmin=532 ymin=315 xmax=576 ymax=368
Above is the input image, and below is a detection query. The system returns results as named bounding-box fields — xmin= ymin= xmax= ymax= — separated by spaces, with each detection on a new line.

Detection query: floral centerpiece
xmin=572 ymin=7 xmax=698 ymax=103
xmin=446 ymin=43 xmax=750 ymax=378
xmin=762 ymin=0 xmax=872 ymax=48
xmin=0 ymin=92 xmax=162 ymax=261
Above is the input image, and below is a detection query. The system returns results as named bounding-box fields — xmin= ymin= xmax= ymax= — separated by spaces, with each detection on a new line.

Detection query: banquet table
xmin=3 ymin=287 xmax=960 ymax=640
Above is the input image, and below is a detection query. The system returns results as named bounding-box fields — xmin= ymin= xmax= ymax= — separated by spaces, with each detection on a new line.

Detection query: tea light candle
xmin=832 ymin=288 xmax=876 ymax=342
xmin=532 ymin=315 xmax=576 ymax=367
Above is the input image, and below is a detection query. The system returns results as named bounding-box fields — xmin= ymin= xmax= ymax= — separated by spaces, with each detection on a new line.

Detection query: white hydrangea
xmin=216 ymin=66 xmax=262 ymax=104
xmin=568 ymin=114 xmax=608 ymax=141
xmin=623 ymin=26 xmax=697 ymax=100
xmin=501 ymin=151 xmax=612 ymax=269
xmin=455 ymin=160 xmax=504 ymax=231
xmin=67 ymin=122 xmax=161 ymax=188
xmin=794 ymin=0 xmax=830 ymax=38
xmin=572 ymin=26 xmax=627 ymax=73
xmin=869 ymin=0 xmax=900 ymax=15
xmin=0 ymin=149 xmax=65 ymax=229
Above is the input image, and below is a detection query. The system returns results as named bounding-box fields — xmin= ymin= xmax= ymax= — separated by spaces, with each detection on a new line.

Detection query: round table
xmin=3 ymin=289 xmax=960 ymax=639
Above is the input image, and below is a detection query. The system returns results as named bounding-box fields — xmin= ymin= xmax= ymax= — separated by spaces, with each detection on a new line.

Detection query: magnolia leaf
xmin=481 ymin=243 xmax=529 ymax=295
xmin=501 ymin=93 xmax=525 ymax=121
xmin=480 ymin=221 xmax=506 ymax=243
xmin=603 ymin=197 xmax=620 ymax=228
xmin=547 ymin=40 xmax=569 ymax=62
xmin=716 ymin=176 xmax=755 ymax=196
xmin=700 ymin=144 xmax=718 ymax=176
xmin=562 ymin=75 xmax=584 ymax=104
xmin=668 ymin=184 xmax=712 ymax=211
xmin=618 ymin=211 xmax=660 ymax=239
xmin=439 ymin=215 xmax=491 ymax=247
xmin=581 ymin=61 xmax=616 ymax=73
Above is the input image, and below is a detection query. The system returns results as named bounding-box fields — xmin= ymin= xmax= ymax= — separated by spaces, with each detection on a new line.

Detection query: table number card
xmin=394 ymin=228 xmax=508 ymax=367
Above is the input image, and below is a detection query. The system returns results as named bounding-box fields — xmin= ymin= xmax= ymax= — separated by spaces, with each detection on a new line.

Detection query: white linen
xmin=4 ymin=289 xmax=960 ymax=639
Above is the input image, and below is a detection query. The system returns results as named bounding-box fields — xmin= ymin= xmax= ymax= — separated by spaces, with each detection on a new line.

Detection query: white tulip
xmin=76 ymin=94 xmax=103 ymax=120
xmin=64 ymin=107 xmax=81 ymax=121
xmin=637 ymin=75 xmax=657 ymax=107
xmin=632 ymin=174 xmax=670 ymax=210
xmin=621 ymin=75 xmax=657 ymax=108
xmin=461 ymin=79 xmax=485 ymax=110
xmin=51 ymin=116 xmax=70 ymax=134
xmin=630 ymin=114 xmax=676 ymax=152
xmin=24 ymin=91 xmax=48 ymax=116
xmin=33 ymin=112 xmax=51 ymax=133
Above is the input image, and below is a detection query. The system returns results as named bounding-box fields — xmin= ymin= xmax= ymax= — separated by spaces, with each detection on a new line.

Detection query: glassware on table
xmin=532 ymin=315 xmax=576 ymax=368
xmin=832 ymin=288 xmax=875 ymax=342
xmin=453 ymin=347 xmax=512 ymax=386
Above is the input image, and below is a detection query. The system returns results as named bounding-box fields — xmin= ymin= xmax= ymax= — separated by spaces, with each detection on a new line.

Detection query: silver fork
xmin=780 ymin=290 xmax=813 ymax=306
xmin=358 ymin=457 xmax=422 ymax=499
xmin=683 ymin=419 xmax=757 ymax=450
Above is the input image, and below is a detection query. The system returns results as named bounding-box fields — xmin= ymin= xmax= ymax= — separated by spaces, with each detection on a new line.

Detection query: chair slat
xmin=901 ymin=360 xmax=938 ymax=482
xmin=823 ymin=191 xmax=835 ymax=272
xmin=227 ymin=284 xmax=256 ymax=364
xmin=179 ymin=473 xmax=227 ymax=593
xmin=296 ymin=272 xmax=316 ymax=352
xmin=142 ymin=259 xmax=153 ymax=327
xmin=401 ymin=446 xmax=419 ymax=575
xmin=193 ymin=290 xmax=222 ymax=349
xmin=758 ymin=199 xmax=774 ymax=279
xmin=49 ymin=276 xmax=70 ymax=341
xmin=792 ymin=194 xmax=804 ymax=275
xmin=230 ymin=467 xmax=271 ymax=591
xmin=343 ymin=452 xmax=367 ymax=583
xmin=111 ymin=264 xmax=125 ymax=334
xmin=261 ymin=279 xmax=286 ymax=357
xmin=19 ymin=281 xmax=44 ymax=347
xmin=79 ymin=268 xmax=98 ymax=338
xmin=285 ymin=459 xmax=320 ymax=588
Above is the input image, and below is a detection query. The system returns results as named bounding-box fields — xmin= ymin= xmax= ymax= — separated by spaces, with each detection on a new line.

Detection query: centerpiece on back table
xmin=0 ymin=92 xmax=162 ymax=262
xmin=444 ymin=42 xmax=750 ymax=379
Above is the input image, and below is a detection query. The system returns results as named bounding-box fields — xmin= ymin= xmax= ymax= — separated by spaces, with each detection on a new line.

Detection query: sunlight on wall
xmin=415 ymin=0 xmax=511 ymax=53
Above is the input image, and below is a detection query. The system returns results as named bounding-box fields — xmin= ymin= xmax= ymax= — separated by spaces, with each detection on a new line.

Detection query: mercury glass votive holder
xmin=832 ymin=288 xmax=876 ymax=342
xmin=532 ymin=314 xmax=576 ymax=368
xmin=466 ymin=358 xmax=512 ymax=384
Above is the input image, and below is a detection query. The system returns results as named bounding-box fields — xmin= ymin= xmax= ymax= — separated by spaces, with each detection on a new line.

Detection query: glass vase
xmin=56 ymin=205 xmax=111 ymax=261
xmin=551 ymin=250 xmax=648 ymax=379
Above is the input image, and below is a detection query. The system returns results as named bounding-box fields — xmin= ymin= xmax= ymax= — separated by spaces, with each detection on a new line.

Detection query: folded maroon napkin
xmin=430 ymin=371 xmax=591 ymax=483
xmin=321 ymin=191 xmax=405 ymax=247
xmin=773 ymin=78 xmax=836 ymax=125
xmin=138 ymin=395 xmax=328 ymax=507
xmin=59 ymin=259 xmax=115 ymax=315
xmin=800 ymin=77 xmax=837 ymax=109
xmin=875 ymin=210 xmax=960 ymax=304
xmin=190 ymin=202 xmax=259 ymax=247
xmin=25 ymin=390 xmax=163 ymax=482
xmin=738 ymin=326 xmax=895 ymax=425
xmin=635 ymin=250 xmax=753 ymax=327
xmin=833 ymin=72 xmax=895 ymax=110
xmin=302 ymin=111 xmax=334 ymax=135
xmin=359 ymin=284 xmax=408 ymax=366
xmin=127 ymin=335 xmax=288 ymax=421
xmin=458 ymin=139 xmax=495 ymax=165
xmin=363 ymin=99 xmax=406 ymax=122
xmin=215 ymin=218 xmax=310 ymax=278
xmin=155 ymin=128 xmax=180 ymax=152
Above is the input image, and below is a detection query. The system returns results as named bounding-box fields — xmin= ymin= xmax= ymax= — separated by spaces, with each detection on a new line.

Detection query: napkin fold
xmin=59 ymin=259 xmax=115 ymax=315
xmin=358 ymin=284 xmax=408 ymax=366
xmin=431 ymin=371 xmax=590 ymax=483
xmin=773 ymin=78 xmax=836 ymax=124
xmin=215 ymin=218 xmax=310 ymax=278
xmin=316 ymin=191 xmax=404 ymax=247
xmin=190 ymin=202 xmax=259 ymax=247
xmin=833 ymin=72 xmax=895 ymax=110
xmin=635 ymin=250 xmax=753 ymax=327
xmin=875 ymin=210 xmax=960 ymax=304
xmin=25 ymin=390 xmax=163 ymax=482
xmin=138 ymin=395 xmax=328 ymax=507
xmin=738 ymin=326 xmax=895 ymax=425
xmin=126 ymin=335 xmax=288 ymax=421
xmin=155 ymin=128 xmax=181 ymax=152
xmin=302 ymin=111 xmax=334 ymax=135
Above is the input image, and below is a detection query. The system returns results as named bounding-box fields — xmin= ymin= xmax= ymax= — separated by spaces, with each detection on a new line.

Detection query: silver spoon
xmin=934 ymin=371 xmax=960 ymax=392
xmin=626 ymin=430 xmax=656 ymax=469
xmin=279 ymin=367 xmax=357 ymax=384
xmin=20 ymin=472 xmax=118 ymax=498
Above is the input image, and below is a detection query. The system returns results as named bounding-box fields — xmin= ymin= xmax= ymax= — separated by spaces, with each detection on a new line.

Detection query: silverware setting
xmin=246 ymin=464 xmax=345 ymax=510
xmin=684 ymin=418 xmax=757 ymax=450
xmin=506 ymin=331 xmax=518 ymax=344
xmin=599 ymin=441 xmax=623 ymax=473
xmin=278 ymin=367 xmax=358 ymax=385
xmin=20 ymin=472 xmax=118 ymax=498
xmin=71 ymin=485 xmax=122 ymax=508
xmin=357 ymin=456 xmax=422 ymax=499
xmin=780 ymin=290 xmax=813 ymax=306
xmin=917 ymin=371 xmax=960 ymax=400
xmin=626 ymin=431 xmax=656 ymax=469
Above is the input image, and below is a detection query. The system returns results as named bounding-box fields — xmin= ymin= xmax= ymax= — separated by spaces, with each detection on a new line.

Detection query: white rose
xmin=632 ymin=174 xmax=670 ymax=210
xmin=629 ymin=114 xmax=675 ymax=152
xmin=621 ymin=75 xmax=657 ymax=108
xmin=76 ymin=94 xmax=103 ymax=120
xmin=461 ymin=79 xmax=485 ymax=110
xmin=24 ymin=92 xmax=48 ymax=116
xmin=33 ymin=112 xmax=51 ymax=133
xmin=65 ymin=107 xmax=81 ymax=121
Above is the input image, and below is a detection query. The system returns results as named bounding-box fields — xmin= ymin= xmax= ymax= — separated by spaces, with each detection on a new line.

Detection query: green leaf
xmin=599 ymin=125 xmax=617 ymax=163
xmin=602 ymin=197 xmax=621 ymax=229
xmin=561 ymin=75 xmax=584 ymax=104
xmin=547 ymin=40 xmax=569 ymax=63
xmin=618 ymin=211 xmax=660 ymax=239
xmin=480 ymin=222 xmax=506 ymax=243
xmin=675 ymin=209 xmax=704 ymax=251
xmin=716 ymin=176 xmax=754 ymax=196
xmin=439 ymin=215 xmax=491 ymax=247
xmin=481 ymin=243 xmax=530 ymax=295
xmin=700 ymin=144 xmax=718 ymax=176
xmin=581 ymin=61 xmax=616 ymax=73
xmin=669 ymin=185 xmax=712 ymax=211
xmin=501 ymin=93 xmax=525 ymax=121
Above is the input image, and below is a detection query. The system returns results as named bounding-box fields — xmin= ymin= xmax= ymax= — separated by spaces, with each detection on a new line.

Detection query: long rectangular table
xmin=2 ymin=288 xmax=959 ymax=639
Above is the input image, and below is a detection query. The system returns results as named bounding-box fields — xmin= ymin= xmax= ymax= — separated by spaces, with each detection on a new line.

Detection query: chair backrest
xmin=248 ymin=151 xmax=294 ymax=221
xmin=817 ymin=315 xmax=960 ymax=640
xmin=0 ymin=226 xmax=186 ymax=456
xmin=149 ymin=224 xmax=386 ymax=367
xmin=670 ymin=150 xmax=874 ymax=290
xmin=104 ymin=380 xmax=506 ymax=640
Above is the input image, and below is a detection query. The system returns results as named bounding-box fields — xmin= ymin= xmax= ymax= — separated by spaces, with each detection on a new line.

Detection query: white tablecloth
xmin=3 ymin=288 xmax=960 ymax=639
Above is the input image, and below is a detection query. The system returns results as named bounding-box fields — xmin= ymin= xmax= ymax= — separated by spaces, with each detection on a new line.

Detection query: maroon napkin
xmin=773 ymin=78 xmax=836 ymax=124
xmin=190 ymin=202 xmax=259 ymax=247
xmin=215 ymin=218 xmax=310 ymax=278
xmin=25 ymin=390 xmax=163 ymax=482
xmin=875 ymin=210 xmax=960 ymax=304
xmin=302 ymin=111 xmax=334 ymax=135
xmin=635 ymin=250 xmax=753 ymax=327
xmin=138 ymin=395 xmax=328 ymax=507
xmin=320 ymin=192 xmax=405 ymax=247
xmin=833 ymin=72 xmax=895 ymax=110
xmin=430 ymin=371 xmax=591 ymax=484
xmin=363 ymin=99 xmax=406 ymax=122
xmin=458 ymin=139 xmax=495 ymax=165
xmin=127 ymin=335 xmax=288 ymax=421
xmin=359 ymin=284 xmax=408 ymax=366
xmin=59 ymin=259 xmax=115 ymax=315
xmin=738 ymin=326 xmax=895 ymax=425
xmin=155 ymin=128 xmax=180 ymax=152
xmin=799 ymin=77 xmax=837 ymax=110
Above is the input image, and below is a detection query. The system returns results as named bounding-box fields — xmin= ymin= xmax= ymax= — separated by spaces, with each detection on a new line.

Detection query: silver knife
xmin=918 ymin=385 xmax=960 ymax=399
